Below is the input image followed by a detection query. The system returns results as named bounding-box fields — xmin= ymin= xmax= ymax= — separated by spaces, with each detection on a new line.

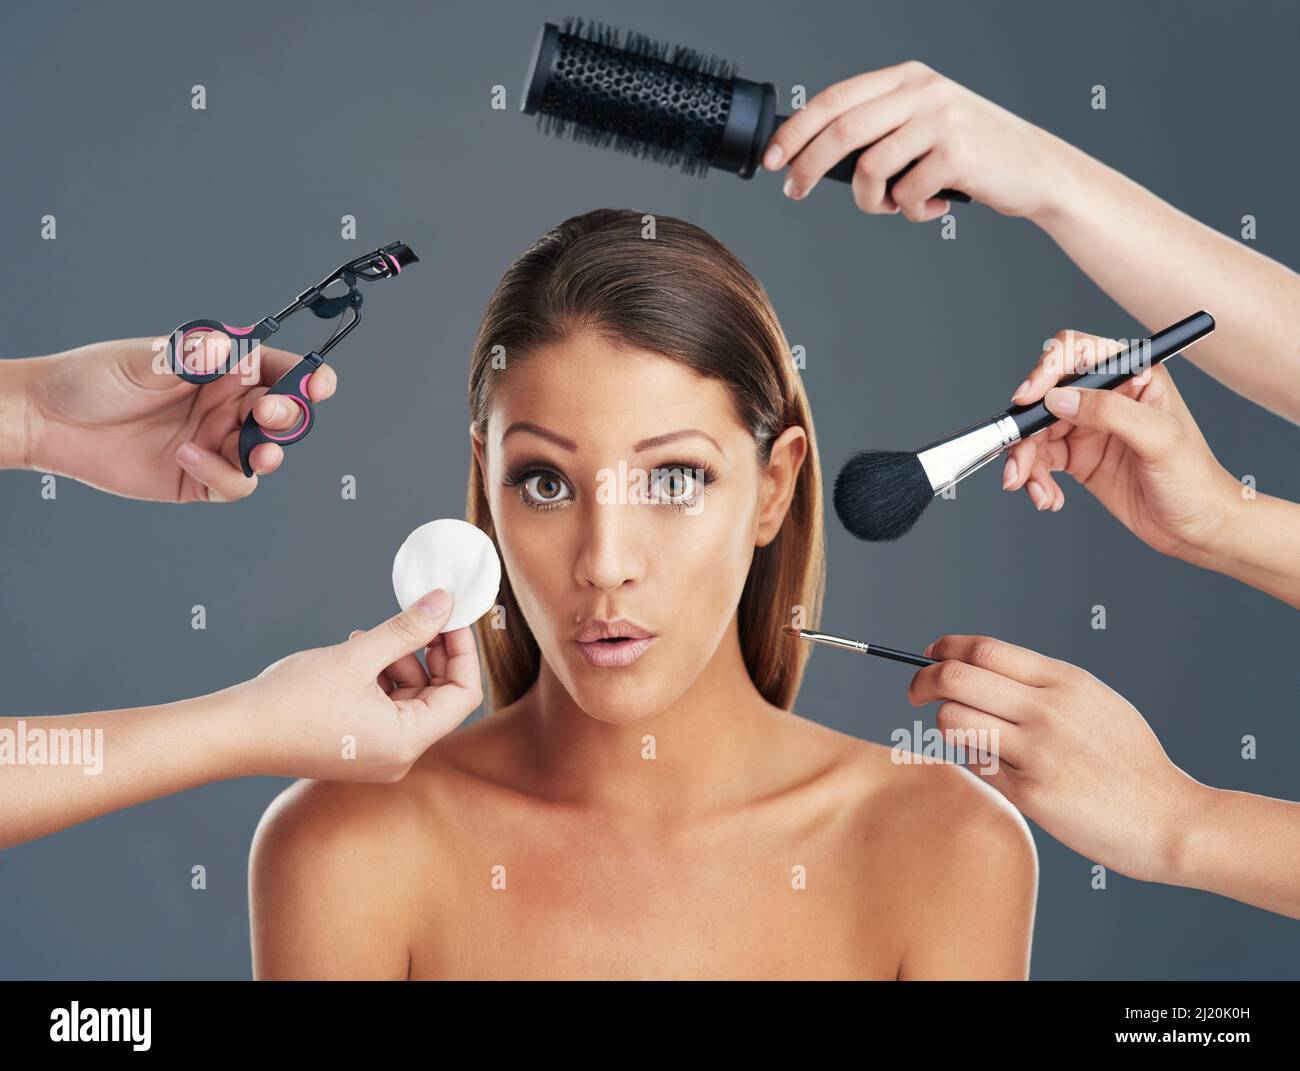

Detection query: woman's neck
xmin=515 ymin=611 xmax=780 ymax=829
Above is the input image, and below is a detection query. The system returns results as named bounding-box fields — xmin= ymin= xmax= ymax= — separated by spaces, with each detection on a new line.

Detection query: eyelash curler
xmin=167 ymin=240 xmax=419 ymax=476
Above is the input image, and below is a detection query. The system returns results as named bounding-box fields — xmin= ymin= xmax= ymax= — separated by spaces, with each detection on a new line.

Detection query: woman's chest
xmin=407 ymin=824 xmax=904 ymax=979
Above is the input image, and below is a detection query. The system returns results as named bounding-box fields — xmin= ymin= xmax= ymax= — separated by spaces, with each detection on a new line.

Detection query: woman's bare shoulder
xmin=793 ymin=718 xmax=1037 ymax=977
xmin=858 ymin=736 xmax=1032 ymax=853
xmin=774 ymin=712 xmax=1029 ymax=837
xmin=869 ymin=752 xmax=1038 ymax=977
xmin=248 ymin=775 xmax=433 ymax=978
xmin=778 ymin=707 xmax=1035 ymax=865
xmin=253 ymin=775 xmax=422 ymax=856
xmin=245 ymin=708 xmax=525 ymax=979
xmin=249 ymin=774 xmax=432 ymax=920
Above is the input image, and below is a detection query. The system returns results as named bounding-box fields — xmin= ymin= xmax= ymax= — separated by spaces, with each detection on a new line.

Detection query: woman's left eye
xmin=650 ymin=463 xmax=716 ymax=510
xmin=652 ymin=466 xmax=701 ymax=505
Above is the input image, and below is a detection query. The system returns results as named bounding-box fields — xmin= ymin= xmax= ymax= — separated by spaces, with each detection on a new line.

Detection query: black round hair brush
xmin=832 ymin=311 xmax=1217 ymax=542
xmin=521 ymin=17 xmax=970 ymax=200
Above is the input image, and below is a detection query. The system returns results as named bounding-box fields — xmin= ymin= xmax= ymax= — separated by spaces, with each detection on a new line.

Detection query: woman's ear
xmin=755 ymin=426 xmax=808 ymax=548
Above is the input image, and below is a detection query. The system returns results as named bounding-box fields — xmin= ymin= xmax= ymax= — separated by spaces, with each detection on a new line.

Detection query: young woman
xmin=249 ymin=208 xmax=1038 ymax=980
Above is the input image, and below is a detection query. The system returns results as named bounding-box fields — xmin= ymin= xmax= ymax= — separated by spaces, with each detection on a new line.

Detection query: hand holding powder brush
xmin=832 ymin=311 xmax=1216 ymax=542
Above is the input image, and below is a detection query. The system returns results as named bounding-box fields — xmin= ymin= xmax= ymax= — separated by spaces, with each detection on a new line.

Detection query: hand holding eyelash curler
xmin=167 ymin=241 xmax=419 ymax=476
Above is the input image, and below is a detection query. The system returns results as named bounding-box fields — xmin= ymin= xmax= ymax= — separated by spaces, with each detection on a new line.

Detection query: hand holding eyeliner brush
xmin=832 ymin=310 xmax=1216 ymax=543
xmin=782 ymin=625 xmax=936 ymax=668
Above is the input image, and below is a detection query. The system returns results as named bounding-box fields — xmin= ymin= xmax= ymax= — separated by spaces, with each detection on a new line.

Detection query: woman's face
xmin=473 ymin=329 xmax=803 ymax=725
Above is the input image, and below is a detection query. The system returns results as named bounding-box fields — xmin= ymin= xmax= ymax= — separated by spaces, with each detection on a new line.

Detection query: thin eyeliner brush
xmin=782 ymin=625 xmax=937 ymax=668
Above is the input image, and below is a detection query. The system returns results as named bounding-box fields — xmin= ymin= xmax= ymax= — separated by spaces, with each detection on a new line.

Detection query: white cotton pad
xmin=392 ymin=518 xmax=501 ymax=631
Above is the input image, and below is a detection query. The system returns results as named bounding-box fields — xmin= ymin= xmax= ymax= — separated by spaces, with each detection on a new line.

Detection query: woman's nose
xmin=573 ymin=497 xmax=647 ymax=591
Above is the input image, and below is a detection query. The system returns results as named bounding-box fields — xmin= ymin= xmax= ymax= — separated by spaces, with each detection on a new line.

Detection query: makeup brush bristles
xmin=832 ymin=449 xmax=934 ymax=542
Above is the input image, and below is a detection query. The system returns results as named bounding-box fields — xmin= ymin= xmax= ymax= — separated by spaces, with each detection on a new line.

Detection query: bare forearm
xmin=0 ymin=357 xmax=41 ymax=471
xmin=1169 ymin=783 xmax=1300 ymax=920
xmin=1182 ymin=491 xmax=1300 ymax=609
xmin=1032 ymin=139 xmax=1300 ymax=425
xmin=0 ymin=688 xmax=257 ymax=852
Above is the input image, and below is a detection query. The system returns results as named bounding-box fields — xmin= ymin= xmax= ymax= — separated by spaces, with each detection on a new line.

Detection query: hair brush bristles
xmin=532 ymin=17 xmax=739 ymax=177
xmin=832 ymin=450 xmax=935 ymax=542
xmin=561 ymin=16 xmax=736 ymax=77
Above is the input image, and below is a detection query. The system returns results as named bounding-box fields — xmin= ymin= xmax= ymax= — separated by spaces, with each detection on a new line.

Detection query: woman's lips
xmin=574 ymin=635 xmax=657 ymax=668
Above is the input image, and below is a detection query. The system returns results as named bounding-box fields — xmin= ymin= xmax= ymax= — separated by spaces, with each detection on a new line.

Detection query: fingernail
xmin=763 ymin=143 xmax=784 ymax=169
xmin=177 ymin=442 xmax=199 ymax=465
xmin=1011 ymin=380 xmax=1030 ymax=403
xmin=924 ymin=641 xmax=935 ymax=657
xmin=1002 ymin=457 xmax=1018 ymax=489
xmin=414 ymin=588 xmax=451 ymax=620
xmin=1051 ymin=493 xmax=1064 ymax=512
xmin=1045 ymin=386 xmax=1079 ymax=417
xmin=783 ymin=176 xmax=800 ymax=199
xmin=1028 ymin=480 xmax=1048 ymax=510
xmin=270 ymin=398 xmax=284 ymax=420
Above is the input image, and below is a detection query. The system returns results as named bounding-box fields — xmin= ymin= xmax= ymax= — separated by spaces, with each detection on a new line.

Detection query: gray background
xmin=1 ymin=0 xmax=1296 ymax=979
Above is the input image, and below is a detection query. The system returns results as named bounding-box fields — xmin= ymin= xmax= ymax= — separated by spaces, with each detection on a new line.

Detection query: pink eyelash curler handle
xmin=167 ymin=318 xmax=279 ymax=384
xmin=237 ymin=354 xmax=322 ymax=476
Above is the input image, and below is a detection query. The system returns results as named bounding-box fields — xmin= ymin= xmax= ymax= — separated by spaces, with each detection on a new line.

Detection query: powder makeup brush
xmin=832 ymin=310 xmax=1216 ymax=542
xmin=782 ymin=625 xmax=936 ymax=668
xmin=521 ymin=17 xmax=971 ymax=202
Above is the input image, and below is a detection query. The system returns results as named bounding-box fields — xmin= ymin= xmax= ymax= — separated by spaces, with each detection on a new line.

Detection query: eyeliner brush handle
xmin=866 ymin=644 xmax=938 ymax=668
xmin=1007 ymin=310 xmax=1215 ymax=439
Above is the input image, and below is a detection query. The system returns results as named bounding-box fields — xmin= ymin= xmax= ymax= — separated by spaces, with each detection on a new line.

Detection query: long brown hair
xmin=466 ymin=208 xmax=825 ymax=713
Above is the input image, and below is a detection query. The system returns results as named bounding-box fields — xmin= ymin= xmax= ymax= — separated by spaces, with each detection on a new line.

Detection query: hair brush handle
xmin=1006 ymin=311 xmax=1215 ymax=439
xmin=773 ymin=114 xmax=972 ymax=202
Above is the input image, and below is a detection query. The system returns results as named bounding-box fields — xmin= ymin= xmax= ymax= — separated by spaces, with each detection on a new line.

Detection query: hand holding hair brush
xmin=521 ymin=17 xmax=971 ymax=202
xmin=832 ymin=311 xmax=1216 ymax=542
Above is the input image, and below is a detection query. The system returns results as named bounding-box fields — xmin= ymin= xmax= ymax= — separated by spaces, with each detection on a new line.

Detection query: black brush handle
xmin=772 ymin=113 xmax=971 ymax=202
xmin=867 ymin=644 xmax=938 ymax=668
xmin=1006 ymin=311 xmax=1215 ymax=439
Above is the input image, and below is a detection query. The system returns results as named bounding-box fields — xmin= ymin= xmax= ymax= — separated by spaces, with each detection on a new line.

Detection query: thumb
xmin=163 ymin=330 xmax=232 ymax=379
xmin=1044 ymin=384 xmax=1179 ymax=464
xmin=349 ymin=588 xmax=454 ymax=670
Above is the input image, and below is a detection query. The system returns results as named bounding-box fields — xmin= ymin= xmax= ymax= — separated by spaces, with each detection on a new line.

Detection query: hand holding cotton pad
xmin=392 ymin=519 xmax=501 ymax=631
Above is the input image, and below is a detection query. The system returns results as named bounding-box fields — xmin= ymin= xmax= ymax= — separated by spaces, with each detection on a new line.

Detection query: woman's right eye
xmin=517 ymin=469 xmax=572 ymax=509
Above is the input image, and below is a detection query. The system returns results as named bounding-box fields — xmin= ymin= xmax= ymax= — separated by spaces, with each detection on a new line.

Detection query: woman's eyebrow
xmin=501 ymin=422 xmax=577 ymax=451
xmin=633 ymin=429 xmax=725 ymax=457
xmin=501 ymin=423 xmax=725 ymax=457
